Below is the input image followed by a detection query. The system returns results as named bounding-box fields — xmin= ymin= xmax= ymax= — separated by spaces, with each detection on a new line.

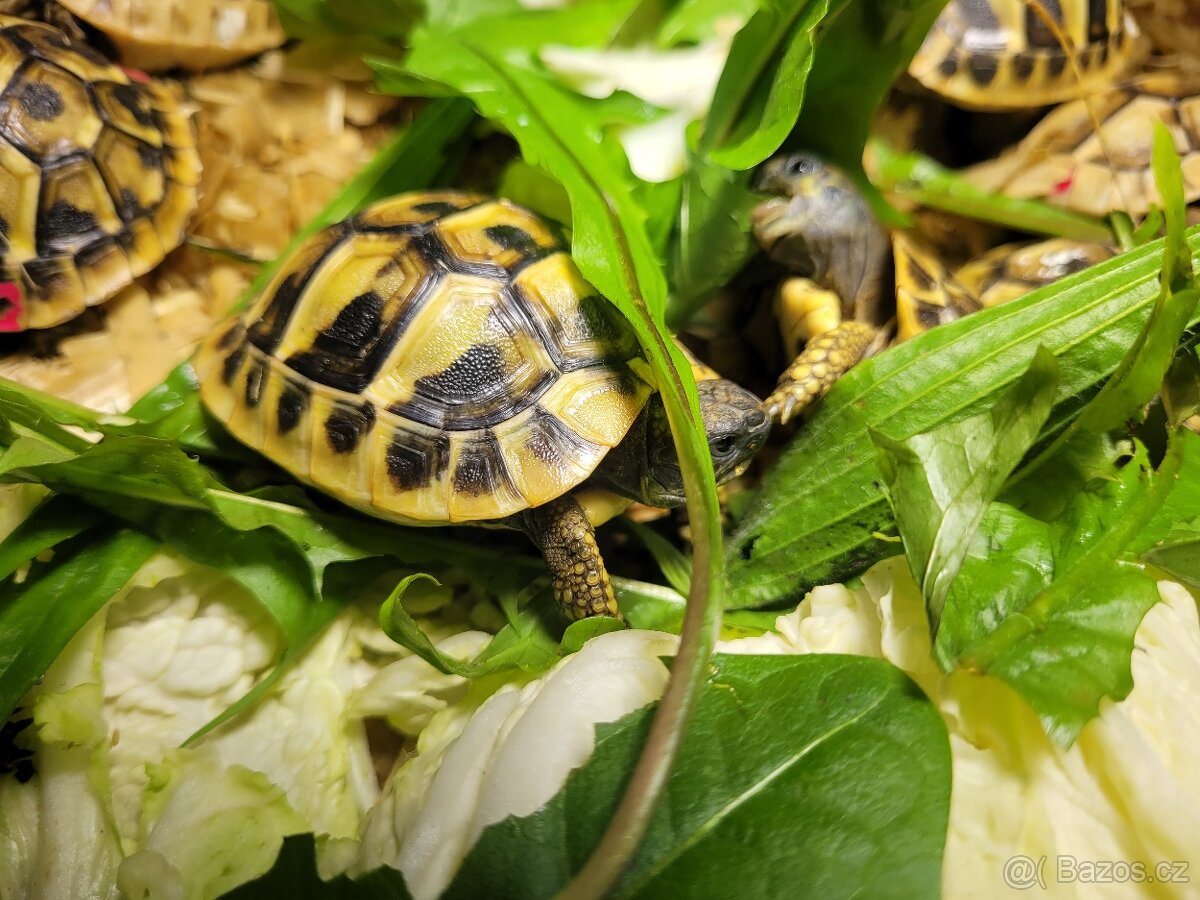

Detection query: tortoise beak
xmin=750 ymin=197 xmax=789 ymax=252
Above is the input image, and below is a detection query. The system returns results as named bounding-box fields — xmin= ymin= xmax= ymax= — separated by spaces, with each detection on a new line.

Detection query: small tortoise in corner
xmin=195 ymin=192 xmax=770 ymax=621
xmin=0 ymin=15 xmax=200 ymax=331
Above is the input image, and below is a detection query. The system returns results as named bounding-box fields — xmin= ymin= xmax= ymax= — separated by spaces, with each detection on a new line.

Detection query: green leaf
xmin=666 ymin=151 xmax=760 ymax=323
xmin=657 ymin=0 xmax=758 ymax=45
xmin=222 ymin=833 xmax=412 ymax=899
xmin=871 ymin=347 xmax=1059 ymax=629
xmin=883 ymin=165 xmax=1200 ymax=742
xmin=1145 ymin=532 xmax=1200 ymax=589
xmin=1151 ymin=121 xmax=1197 ymax=295
xmin=443 ymin=654 xmax=949 ymax=899
xmin=934 ymin=438 xmax=1173 ymax=744
xmin=790 ymin=0 xmax=950 ymax=186
xmin=0 ymin=495 xmax=101 ymax=582
xmin=497 ymin=159 xmax=573 ymax=226
xmin=0 ymin=528 xmax=157 ymax=722
xmin=378 ymin=573 xmax=534 ymax=677
xmin=868 ymin=140 xmax=1114 ymax=242
xmin=725 ymin=228 xmax=1200 ymax=610
xmin=704 ymin=0 xmax=834 ymax=169
xmin=124 ymin=364 xmax=247 ymax=459
xmin=273 ymin=0 xmax=421 ymax=39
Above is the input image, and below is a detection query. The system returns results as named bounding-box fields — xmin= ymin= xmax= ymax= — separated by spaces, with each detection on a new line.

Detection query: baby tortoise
xmin=751 ymin=153 xmax=1114 ymax=422
xmin=195 ymin=192 xmax=770 ymax=621
xmin=0 ymin=15 xmax=200 ymax=332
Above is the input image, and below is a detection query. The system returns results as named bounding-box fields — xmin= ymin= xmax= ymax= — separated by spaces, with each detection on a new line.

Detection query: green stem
xmin=443 ymin=49 xmax=728 ymax=900
xmin=869 ymin=139 xmax=1114 ymax=243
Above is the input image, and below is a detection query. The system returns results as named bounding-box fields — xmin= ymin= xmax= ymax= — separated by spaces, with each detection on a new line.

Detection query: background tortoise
xmin=908 ymin=0 xmax=1142 ymax=111
xmin=0 ymin=15 xmax=200 ymax=331
xmin=750 ymin=153 xmax=1114 ymax=422
xmin=57 ymin=0 xmax=285 ymax=71
xmin=0 ymin=0 xmax=285 ymax=71
xmin=194 ymin=191 xmax=769 ymax=620
xmin=963 ymin=70 xmax=1200 ymax=217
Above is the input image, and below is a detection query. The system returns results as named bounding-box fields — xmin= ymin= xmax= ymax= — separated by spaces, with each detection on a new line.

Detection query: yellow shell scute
xmin=435 ymin=199 xmax=561 ymax=271
xmin=0 ymin=137 xmax=40 ymax=262
xmin=271 ymin=231 xmax=418 ymax=364
xmin=546 ymin=367 xmax=653 ymax=449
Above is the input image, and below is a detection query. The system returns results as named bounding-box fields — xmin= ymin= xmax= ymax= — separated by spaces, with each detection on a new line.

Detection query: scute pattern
xmin=964 ymin=72 xmax=1200 ymax=216
xmin=908 ymin=0 xmax=1139 ymax=110
xmin=57 ymin=0 xmax=285 ymax=72
xmin=196 ymin=193 xmax=652 ymax=524
xmin=0 ymin=16 xmax=199 ymax=331
xmin=892 ymin=232 xmax=981 ymax=342
xmin=954 ymin=238 xmax=1116 ymax=307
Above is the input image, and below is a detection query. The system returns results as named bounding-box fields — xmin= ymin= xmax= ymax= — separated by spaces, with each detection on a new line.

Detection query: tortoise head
xmin=599 ymin=379 xmax=770 ymax=508
xmin=750 ymin=153 xmax=890 ymax=320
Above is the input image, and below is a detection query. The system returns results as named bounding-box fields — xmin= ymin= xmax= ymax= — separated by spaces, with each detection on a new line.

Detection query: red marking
xmin=119 ymin=65 xmax=151 ymax=84
xmin=1051 ymin=168 xmax=1075 ymax=195
xmin=0 ymin=281 xmax=23 ymax=332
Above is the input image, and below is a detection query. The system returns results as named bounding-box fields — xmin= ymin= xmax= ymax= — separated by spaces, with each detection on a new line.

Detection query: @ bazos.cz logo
xmin=1002 ymin=855 xmax=1190 ymax=890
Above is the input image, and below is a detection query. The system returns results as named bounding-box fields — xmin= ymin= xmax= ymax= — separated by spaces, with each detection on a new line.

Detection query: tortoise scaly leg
xmin=529 ymin=495 xmax=622 ymax=621
xmin=765 ymin=277 xmax=880 ymax=425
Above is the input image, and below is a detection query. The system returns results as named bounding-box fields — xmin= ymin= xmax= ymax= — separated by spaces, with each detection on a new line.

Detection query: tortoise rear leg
xmin=528 ymin=495 xmax=622 ymax=621
xmin=765 ymin=276 xmax=881 ymax=425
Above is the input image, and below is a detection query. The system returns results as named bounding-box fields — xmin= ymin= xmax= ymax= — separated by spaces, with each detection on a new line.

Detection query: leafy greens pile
xmin=2 ymin=0 xmax=1200 ymax=896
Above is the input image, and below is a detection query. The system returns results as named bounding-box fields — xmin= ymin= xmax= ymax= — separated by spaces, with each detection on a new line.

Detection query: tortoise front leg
xmin=764 ymin=276 xmax=880 ymax=425
xmin=529 ymin=495 xmax=622 ymax=620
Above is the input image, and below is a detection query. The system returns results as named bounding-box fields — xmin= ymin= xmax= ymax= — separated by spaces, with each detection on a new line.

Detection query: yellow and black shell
xmin=954 ymin=238 xmax=1116 ymax=307
xmin=56 ymin=0 xmax=285 ymax=72
xmin=909 ymin=0 xmax=1140 ymax=110
xmin=195 ymin=192 xmax=653 ymax=525
xmin=0 ymin=16 xmax=200 ymax=332
xmin=892 ymin=232 xmax=983 ymax=342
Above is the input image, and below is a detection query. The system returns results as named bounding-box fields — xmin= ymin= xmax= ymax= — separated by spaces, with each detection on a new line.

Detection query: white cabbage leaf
xmin=1 ymin=550 xmax=491 ymax=899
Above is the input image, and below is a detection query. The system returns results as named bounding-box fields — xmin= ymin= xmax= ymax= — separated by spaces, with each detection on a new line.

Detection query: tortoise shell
xmin=964 ymin=71 xmax=1200 ymax=216
xmin=954 ymin=238 xmax=1116 ymax=307
xmin=57 ymin=0 xmax=285 ymax=72
xmin=892 ymin=231 xmax=982 ymax=342
xmin=0 ymin=16 xmax=200 ymax=332
xmin=194 ymin=192 xmax=652 ymax=525
xmin=1127 ymin=0 xmax=1200 ymax=56
xmin=909 ymin=0 xmax=1141 ymax=110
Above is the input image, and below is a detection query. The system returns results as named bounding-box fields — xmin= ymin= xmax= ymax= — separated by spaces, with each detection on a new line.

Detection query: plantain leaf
xmin=704 ymin=0 xmax=836 ymax=169
xmin=726 ymin=228 xmax=1200 ymax=610
xmin=791 ymin=0 xmax=949 ymax=179
xmin=444 ymin=654 xmax=949 ymax=899
xmin=868 ymin=140 xmax=1114 ymax=242
xmin=871 ymin=347 xmax=1059 ymax=630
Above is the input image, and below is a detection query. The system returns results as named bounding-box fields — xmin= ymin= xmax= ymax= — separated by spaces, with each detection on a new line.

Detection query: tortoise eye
xmin=713 ymin=435 xmax=738 ymax=456
xmin=784 ymin=156 xmax=816 ymax=177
